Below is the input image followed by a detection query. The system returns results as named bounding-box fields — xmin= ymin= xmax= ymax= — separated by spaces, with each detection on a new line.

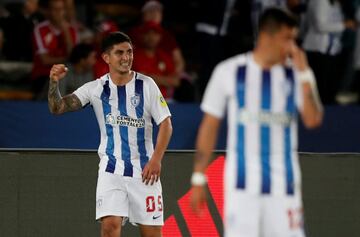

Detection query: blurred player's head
xmin=101 ymin=32 xmax=133 ymax=74
xmin=257 ymin=8 xmax=298 ymax=64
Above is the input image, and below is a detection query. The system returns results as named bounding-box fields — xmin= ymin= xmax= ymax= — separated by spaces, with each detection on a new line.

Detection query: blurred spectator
xmin=194 ymin=0 xmax=253 ymax=98
xmin=341 ymin=1 xmax=360 ymax=104
xmin=59 ymin=43 xmax=96 ymax=95
xmin=31 ymin=0 xmax=78 ymax=100
xmin=302 ymin=0 xmax=356 ymax=104
xmin=132 ymin=21 xmax=179 ymax=101
xmin=93 ymin=19 xmax=119 ymax=79
xmin=0 ymin=0 xmax=43 ymax=61
xmin=129 ymin=0 xmax=185 ymax=85
xmin=0 ymin=27 xmax=4 ymax=59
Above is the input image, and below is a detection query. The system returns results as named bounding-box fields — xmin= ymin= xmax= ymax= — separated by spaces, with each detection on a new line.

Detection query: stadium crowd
xmin=0 ymin=0 xmax=359 ymax=105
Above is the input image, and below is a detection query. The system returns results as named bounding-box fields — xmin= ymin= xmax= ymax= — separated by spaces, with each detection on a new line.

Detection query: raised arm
xmin=48 ymin=64 xmax=82 ymax=115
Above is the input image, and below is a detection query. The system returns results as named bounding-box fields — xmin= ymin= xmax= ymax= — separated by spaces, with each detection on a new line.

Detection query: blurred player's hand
xmin=50 ymin=64 xmax=68 ymax=82
xmin=190 ymin=185 xmax=206 ymax=215
xmin=290 ymin=45 xmax=309 ymax=72
xmin=142 ymin=158 xmax=161 ymax=185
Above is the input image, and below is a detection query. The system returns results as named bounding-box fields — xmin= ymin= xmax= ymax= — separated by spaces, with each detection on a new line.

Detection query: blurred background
xmin=0 ymin=0 xmax=359 ymax=151
xmin=0 ymin=0 xmax=360 ymax=236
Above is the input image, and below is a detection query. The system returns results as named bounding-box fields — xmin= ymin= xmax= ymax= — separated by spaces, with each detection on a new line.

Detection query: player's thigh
xmin=139 ymin=225 xmax=162 ymax=237
xmin=225 ymin=191 xmax=261 ymax=237
xmin=262 ymin=194 xmax=305 ymax=237
xmin=126 ymin=178 xmax=164 ymax=226
xmin=96 ymin=172 xmax=129 ymax=221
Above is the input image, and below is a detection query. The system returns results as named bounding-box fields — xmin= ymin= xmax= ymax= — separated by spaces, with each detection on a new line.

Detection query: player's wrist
xmin=297 ymin=69 xmax=315 ymax=86
xmin=191 ymin=172 xmax=207 ymax=186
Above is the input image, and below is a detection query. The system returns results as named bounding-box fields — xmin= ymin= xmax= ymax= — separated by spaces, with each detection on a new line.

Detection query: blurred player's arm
xmin=48 ymin=64 xmax=82 ymax=115
xmin=191 ymin=113 xmax=221 ymax=213
xmin=292 ymin=46 xmax=323 ymax=128
xmin=142 ymin=117 xmax=172 ymax=185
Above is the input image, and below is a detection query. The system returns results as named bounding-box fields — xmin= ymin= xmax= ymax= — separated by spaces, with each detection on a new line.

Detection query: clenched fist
xmin=50 ymin=64 xmax=68 ymax=82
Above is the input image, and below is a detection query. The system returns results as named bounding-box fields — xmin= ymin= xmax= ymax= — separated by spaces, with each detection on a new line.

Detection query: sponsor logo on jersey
xmin=130 ymin=94 xmax=141 ymax=108
xmin=159 ymin=95 xmax=167 ymax=107
xmin=106 ymin=113 xmax=145 ymax=128
xmin=238 ymin=110 xmax=294 ymax=125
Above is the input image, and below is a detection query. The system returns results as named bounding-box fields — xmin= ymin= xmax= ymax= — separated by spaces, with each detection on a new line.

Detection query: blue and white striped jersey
xmin=74 ymin=72 xmax=171 ymax=178
xmin=202 ymin=53 xmax=303 ymax=196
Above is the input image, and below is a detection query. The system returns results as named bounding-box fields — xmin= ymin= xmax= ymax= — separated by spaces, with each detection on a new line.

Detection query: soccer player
xmin=190 ymin=8 xmax=323 ymax=237
xmin=48 ymin=32 xmax=172 ymax=237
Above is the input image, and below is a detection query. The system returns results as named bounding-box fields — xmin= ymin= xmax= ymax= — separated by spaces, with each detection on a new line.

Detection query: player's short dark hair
xmin=101 ymin=31 xmax=132 ymax=53
xmin=258 ymin=8 xmax=298 ymax=34
xmin=69 ymin=43 xmax=95 ymax=64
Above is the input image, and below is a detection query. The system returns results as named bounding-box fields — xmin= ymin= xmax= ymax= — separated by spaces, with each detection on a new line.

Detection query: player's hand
xmin=50 ymin=64 xmax=68 ymax=82
xmin=142 ymin=158 xmax=161 ymax=185
xmin=290 ymin=45 xmax=309 ymax=72
xmin=190 ymin=185 xmax=206 ymax=215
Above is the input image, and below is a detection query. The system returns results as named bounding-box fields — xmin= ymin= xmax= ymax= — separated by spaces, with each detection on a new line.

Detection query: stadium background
xmin=1 ymin=0 xmax=360 ymax=236
xmin=1 ymin=101 xmax=360 ymax=236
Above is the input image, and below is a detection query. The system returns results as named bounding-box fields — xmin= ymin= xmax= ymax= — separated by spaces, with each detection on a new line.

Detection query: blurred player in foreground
xmin=191 ymin=8 xmax=323 ymax=237
xmin=48 ymin=32 xmax=172 ymax=237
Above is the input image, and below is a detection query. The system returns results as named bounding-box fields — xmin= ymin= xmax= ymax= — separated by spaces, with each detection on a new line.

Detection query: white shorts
xmin=225 ymin=191 xmax=305 ymax=237
xmin=96 ymin=171 xmax=164 ymax=226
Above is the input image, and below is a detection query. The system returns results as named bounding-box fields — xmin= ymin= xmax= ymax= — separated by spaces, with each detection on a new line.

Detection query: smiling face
xmin=102 ymin=42 xmax=133 ymax=74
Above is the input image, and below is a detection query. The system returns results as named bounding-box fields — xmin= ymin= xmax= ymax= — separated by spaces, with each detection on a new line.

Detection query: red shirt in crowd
xmin=31 ymin=20 xmax=78 ymax=80
xmin=132 ymin=48 xmax=175 ymax=99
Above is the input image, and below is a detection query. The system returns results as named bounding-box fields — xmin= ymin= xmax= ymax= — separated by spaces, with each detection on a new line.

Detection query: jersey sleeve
xmin=201 ymin=63 xmax=228 ymax=119
xmin=148 ymin=79 xmax=171 ymax=125
xmin=73 ymin=81 xmax=94 ymax=107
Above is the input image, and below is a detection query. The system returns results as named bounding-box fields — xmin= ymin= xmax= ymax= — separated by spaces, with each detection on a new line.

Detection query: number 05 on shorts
xmin=96 ymin=171 xmax=164 ymax=226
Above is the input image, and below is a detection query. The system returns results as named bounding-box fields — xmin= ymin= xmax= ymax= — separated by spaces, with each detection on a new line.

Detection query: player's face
xmin=270 ymin=26 xmax=298 ymax=63
xmin=103 ymin=42 xmax=133 ymax=74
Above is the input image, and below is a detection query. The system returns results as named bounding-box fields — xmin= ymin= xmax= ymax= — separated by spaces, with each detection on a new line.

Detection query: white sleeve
xmin=200 ymin=63 xmax=228 ymax=119
xmin=148 ymin=80 xmax=171 ymax=125
xmin=73 ymin=81 xmax=94 ymax=107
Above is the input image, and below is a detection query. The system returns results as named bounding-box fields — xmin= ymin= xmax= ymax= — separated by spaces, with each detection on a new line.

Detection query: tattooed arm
xmin=48 ymin=64 xmax=82 ymax=115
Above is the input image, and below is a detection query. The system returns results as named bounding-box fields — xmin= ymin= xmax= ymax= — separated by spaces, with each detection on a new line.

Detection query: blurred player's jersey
xmin=201 ymin=53 xmax=303 ymax=196
xmin=74 ymin=72 xmax=171 ymax=178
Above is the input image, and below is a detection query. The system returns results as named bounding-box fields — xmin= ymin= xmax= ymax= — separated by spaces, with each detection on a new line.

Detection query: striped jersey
xmin=74 ymin=72 xmax=171 ymax=178
xmin=201 ymin=53 xmax=303 ymax=196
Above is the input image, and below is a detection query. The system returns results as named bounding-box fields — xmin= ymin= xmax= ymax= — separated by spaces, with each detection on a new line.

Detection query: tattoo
xmin=48 ymin=79 xmax=82 ymax=114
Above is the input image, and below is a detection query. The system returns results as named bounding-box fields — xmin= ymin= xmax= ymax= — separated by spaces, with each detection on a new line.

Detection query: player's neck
xmin=253 ymin=45 xmax=278 ymax=69
xmin=109 ymin=70 xmax=134 ymax=86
